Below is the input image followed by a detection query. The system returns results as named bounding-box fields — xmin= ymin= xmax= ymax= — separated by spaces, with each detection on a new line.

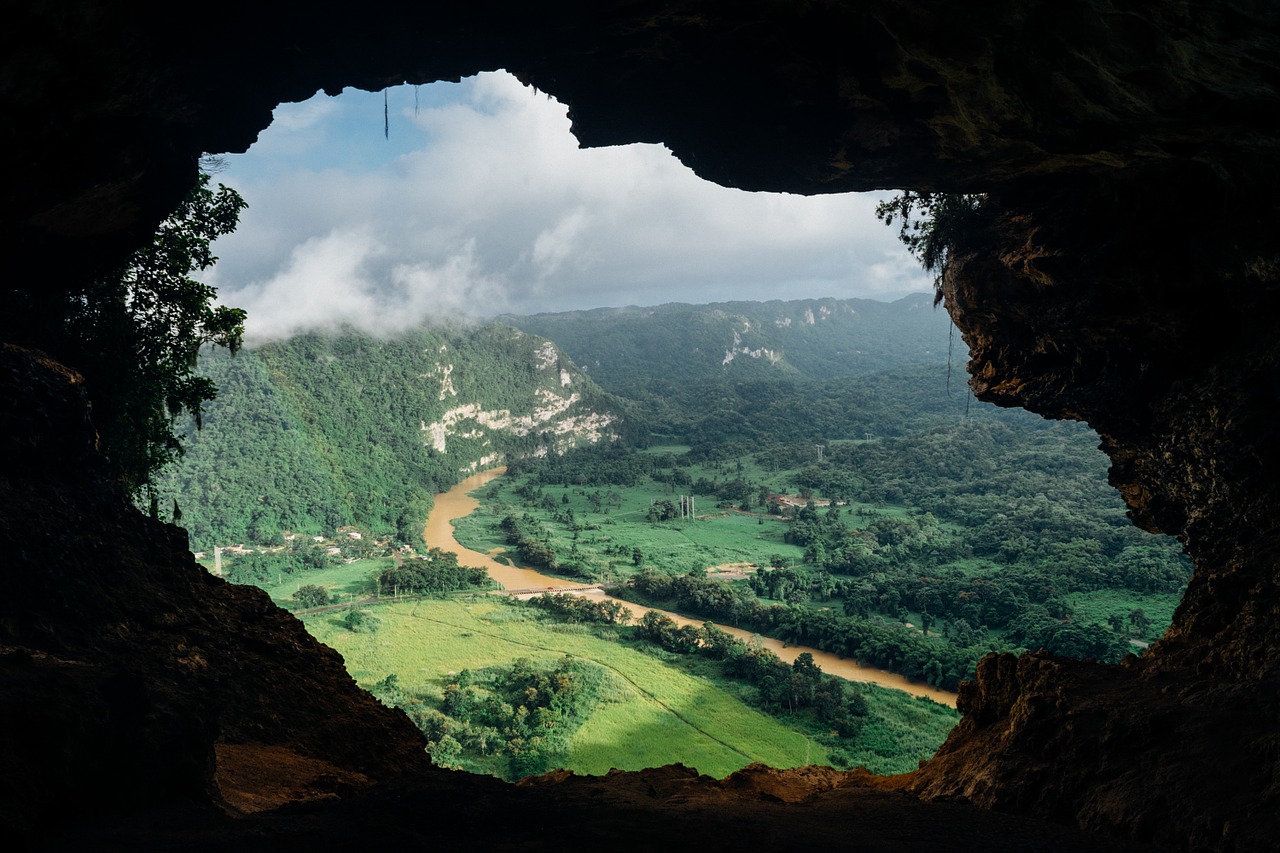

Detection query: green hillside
xmin=158 ymin=324 xmax=634 ymax=551
xmin=180 ymin=295 xmax=1192 ymax=778
xmin=502 ymin=294 xmax=959 ymax=442
xmin=163 ymin=298 xmax=960 ymax=550
xmin=501 ymin=293 xmax=953 ymax=392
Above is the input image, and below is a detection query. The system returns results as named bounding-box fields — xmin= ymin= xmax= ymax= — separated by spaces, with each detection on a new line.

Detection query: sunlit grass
xmin=856 ymin=690 xmax=958 ymax=770
xmin=303 ymin=597 xmax=819 ymax=778
xmin=455 ymin=478 xmax=809 ymax=577
xmin=225 ymin=557 xmax=388 ymax=605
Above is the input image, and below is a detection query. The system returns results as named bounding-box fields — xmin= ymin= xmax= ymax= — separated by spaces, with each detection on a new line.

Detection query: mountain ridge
xmin=498 ymin=293 xmax=955 ymax=397
xmin=161 ymin=296 xmax=959 ymax=550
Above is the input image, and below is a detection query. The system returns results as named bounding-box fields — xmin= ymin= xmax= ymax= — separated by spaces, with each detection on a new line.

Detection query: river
xmin=425 ymin=467 xmax=957 ymax=707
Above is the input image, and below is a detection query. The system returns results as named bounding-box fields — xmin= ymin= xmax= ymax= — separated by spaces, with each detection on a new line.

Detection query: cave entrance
xmin=189 ymin=72 xmax=1192 ymax=789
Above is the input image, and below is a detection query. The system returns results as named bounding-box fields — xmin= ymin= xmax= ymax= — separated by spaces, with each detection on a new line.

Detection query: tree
xmin=1128 ymin=609 xmax=1153 ymax=636
xmin=292 ymin=584 xmax=330 ymax=608
xmin=342 ymin=609 xmax=380 ymax=633
xmin=376 ymin=546 xmax=487 ymax=596
xmin=875 ymin=191 xmax=986 ymax=303
xmin=62 ymin=172 xmax=247 ymax=500
xmin=427 ymin=733 xmax=464 ymax=768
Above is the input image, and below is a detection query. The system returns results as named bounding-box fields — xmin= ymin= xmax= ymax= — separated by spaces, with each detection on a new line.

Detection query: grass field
xmin=219 ymin=557 xmax=390 ymax=606
xmin=454 ymin=478 xmax=809 ymax=579
xmin=208 ymin=464 xmax=960 ymax=779
xmin=302 ymin=596 xmax=956 ymax=777
xmin=304 ymin=596 xmax=823 ymax=777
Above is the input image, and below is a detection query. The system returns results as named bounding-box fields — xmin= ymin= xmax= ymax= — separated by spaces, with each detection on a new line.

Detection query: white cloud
xmin=222 ymin=228 xmax=385 ymax=341
xmin=207 ymin=71 xmax=930 ymax=342
xmin=269 ymin=97 xmax=339 ymax=133
xmin=531 ymin=208 xmax=591 ymax=280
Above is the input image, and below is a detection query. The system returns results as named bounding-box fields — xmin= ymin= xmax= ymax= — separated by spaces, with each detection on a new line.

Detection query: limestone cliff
xmin=4 ymin=2 xmax=1280 ymax=851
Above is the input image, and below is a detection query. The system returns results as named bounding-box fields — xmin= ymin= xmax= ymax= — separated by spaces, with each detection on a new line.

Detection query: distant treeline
xmin=620 ymin=570 xmax=981 ymax=691
xmin=376 ymin=547 xmax=493 ymax=596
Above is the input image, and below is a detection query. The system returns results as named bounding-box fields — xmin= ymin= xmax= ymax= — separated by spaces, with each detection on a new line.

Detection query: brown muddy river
xmin=425 ymin=467 xmax=957 ymax=707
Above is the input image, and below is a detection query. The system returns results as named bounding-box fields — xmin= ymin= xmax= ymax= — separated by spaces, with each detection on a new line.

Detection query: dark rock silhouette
xmin=4 ymin=2 xmax=1279 ymax=850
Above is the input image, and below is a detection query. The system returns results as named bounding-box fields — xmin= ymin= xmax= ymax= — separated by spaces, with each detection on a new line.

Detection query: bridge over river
xmin=496 ymin=583 xmax=617 ymax=596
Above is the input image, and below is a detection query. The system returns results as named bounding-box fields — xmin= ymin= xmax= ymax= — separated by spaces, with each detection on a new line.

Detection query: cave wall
xmin=5 ymin=2 xmax=1280 ymax=851
xmin=902 ymin=171 xmax=1280 ymax=848
xmin=941 ymin=169 xmax=1280 ymax=677
xmin=0 ymin=345 xmax=433 ymax=842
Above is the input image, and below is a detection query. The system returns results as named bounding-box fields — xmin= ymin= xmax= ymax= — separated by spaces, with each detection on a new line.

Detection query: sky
xmin=204 ymin=71 xmax=930 ymax=343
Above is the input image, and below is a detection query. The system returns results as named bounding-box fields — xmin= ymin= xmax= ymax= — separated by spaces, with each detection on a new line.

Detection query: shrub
xmin=342 ymin=609 xmax=380 ymax=633
xmin=292 ymin=584 xmax=330 ymax=608
xmin=875 ymin=191 xmax=987 ymax=303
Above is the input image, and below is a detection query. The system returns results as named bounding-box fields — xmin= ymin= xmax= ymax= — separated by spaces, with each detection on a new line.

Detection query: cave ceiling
xmin=6 ymin=1 xmax=1277 ymax=289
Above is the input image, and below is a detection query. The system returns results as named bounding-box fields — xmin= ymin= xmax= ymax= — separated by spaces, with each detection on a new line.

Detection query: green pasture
xmin=448 ymin=512 xmax=509 ymax=557
xmin=638 ymin=444 xmax=692 ymax=456
xmin=304 ymin=596 xmax=956 ymax=776
xmin=457 ymin=476 xmax=809 ymax=578
xmin=304 ymin=597 xmax=822 ymax=778
xmin=842 ymin=501 xmax=916 ymax=521
xmin=245 ymin=557 xmax=388 ymax=605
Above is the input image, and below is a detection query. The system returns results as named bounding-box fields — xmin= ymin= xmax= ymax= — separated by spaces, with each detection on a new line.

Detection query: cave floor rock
xmin=50 ymin=763 xmax=1168 ymax=853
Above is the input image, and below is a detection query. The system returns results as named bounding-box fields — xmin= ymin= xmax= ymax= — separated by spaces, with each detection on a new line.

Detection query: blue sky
xmin=204 ymin=72 xmax=930 ymax=342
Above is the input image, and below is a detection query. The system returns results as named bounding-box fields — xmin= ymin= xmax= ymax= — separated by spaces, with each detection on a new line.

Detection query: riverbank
xmin=426 ymin=468 xmax=957 ymax=707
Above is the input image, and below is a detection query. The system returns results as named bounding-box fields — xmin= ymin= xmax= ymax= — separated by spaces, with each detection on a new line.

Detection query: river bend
xmin=425 ymin=468 xmax=957 ymax=707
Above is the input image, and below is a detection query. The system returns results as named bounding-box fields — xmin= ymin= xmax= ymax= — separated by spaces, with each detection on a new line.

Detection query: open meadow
xmin=305 ymin=596 xmax=816 ymax=777
xmin=451 ymin=479 xmax=809 ymax=581
xmin=302 ymin=596 xmax=957 ymax=777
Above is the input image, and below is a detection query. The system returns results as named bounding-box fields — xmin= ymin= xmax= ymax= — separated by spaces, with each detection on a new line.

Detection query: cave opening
xmin=180 ymin=72 xmax=1193 ymax=792
xmin=7 ymin=4 xmax=1279 ymax=849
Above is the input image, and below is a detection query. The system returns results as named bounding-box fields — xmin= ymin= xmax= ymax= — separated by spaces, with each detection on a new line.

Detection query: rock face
xmin=4 ymin=2 xmax=1280 ymax=851
xmin=8 ymin=3 xmax=1279 ymax=296
xmin=939 ymin=175 xmax=1280 ymax=679
xmin=0 ymin=347 xmax=432 ymax=844
xmin=900 ymin=170 xmax=1280 ymax=849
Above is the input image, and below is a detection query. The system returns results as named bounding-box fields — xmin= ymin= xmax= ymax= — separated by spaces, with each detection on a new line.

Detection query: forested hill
xmin=500 ymin=293 xmax=954 ymax=396
xmin=162 ymin=298 xmax=964 ymax=551
xmin=157 ymin=324 xmax=635 ymax=552
xmin=503 ymin=294 xmax=964 ymax=447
